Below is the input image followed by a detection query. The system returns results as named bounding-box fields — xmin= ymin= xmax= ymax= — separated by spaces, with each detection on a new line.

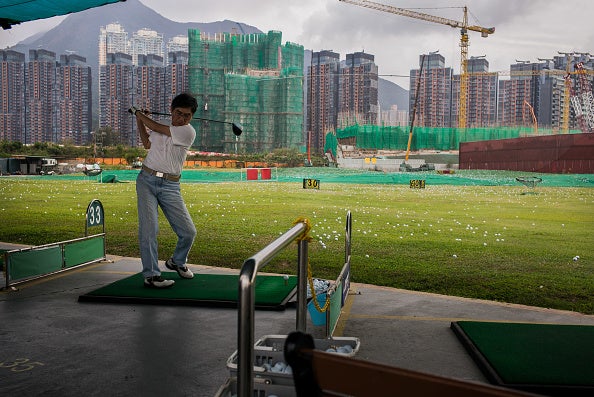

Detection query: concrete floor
xmin=2 ymin=251 xmax=594 ymax=396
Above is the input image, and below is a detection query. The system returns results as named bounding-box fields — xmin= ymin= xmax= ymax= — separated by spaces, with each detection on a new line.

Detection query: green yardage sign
xmin=85 ymin=199 xmax=104 ymax=235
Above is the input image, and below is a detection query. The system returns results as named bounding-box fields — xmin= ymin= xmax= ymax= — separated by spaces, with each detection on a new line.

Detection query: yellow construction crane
xmin=560 ymin=52 xmax=573 ymax=134
xmin=338 ymin=0 xmax=495 ymax=128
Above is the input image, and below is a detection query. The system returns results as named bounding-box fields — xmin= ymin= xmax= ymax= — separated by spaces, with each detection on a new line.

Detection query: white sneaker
xmin=144 ymin=275 xmax=175 ymax=288
xmin=165 ymin=258 xmax=194 ymax=279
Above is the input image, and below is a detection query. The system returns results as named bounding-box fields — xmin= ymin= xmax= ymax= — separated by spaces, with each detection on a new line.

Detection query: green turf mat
xmin=78 ymin=272 xmax=297 ymax=310
xmin=451 ymin=321 xmax=594 ymax=396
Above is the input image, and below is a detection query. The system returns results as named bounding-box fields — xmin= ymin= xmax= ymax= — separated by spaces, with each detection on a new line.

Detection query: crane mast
xmin=560 ymin=52 xmax=573 ymax=134
xmin=338 ymin=0 xmax=494 ymax=128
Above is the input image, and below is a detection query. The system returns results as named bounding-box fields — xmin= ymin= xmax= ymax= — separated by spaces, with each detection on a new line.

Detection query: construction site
xmin=325 ymin=0 xmax=594 ymax=174
xmin=176 ymin=0 xmax=594 ymax=171
xmin=188 ymin=30 xmax=304 ymax=154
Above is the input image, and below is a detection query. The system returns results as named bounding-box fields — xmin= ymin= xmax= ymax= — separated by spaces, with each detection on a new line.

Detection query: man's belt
xmin=141 ymin=165 xmax=181 ymax=182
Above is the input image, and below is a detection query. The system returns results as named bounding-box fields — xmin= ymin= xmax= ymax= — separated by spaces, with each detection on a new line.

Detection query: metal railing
xmin=3 ymin=234 xmax=106 ymax=290
xmin=236 ymin=211 xmax=352 ymax=396
xmin=237 ymin=220 xmax=309 ymax=397
xmin=324 ymin=210 xmax=352 ymax=337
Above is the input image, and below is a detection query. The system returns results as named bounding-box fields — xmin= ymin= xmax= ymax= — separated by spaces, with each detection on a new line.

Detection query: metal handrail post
xmin=296 ymin=239 xmax=308 ymax=332
xmin=238 ymin=259 xmax=256 ymax=397
xmin=4 ymin=251 xmax=9 ymax=290
xmin=345 ymin=210 xmax=352 ymax=263
xmin=237 ymin=222 xmax=307 ymax=397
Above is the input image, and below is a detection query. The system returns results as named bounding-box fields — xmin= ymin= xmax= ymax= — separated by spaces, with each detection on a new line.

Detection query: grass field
xmin=1 ymin=173 xmax=593 ymax=314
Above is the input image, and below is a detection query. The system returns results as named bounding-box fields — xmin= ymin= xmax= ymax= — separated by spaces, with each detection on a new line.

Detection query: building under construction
xmin=188 ymin=30 xmax=304 ymax=153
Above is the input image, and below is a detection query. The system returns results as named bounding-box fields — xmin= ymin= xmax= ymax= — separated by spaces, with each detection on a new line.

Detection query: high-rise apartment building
xmin=2 ymin=50 xmax=92 ymax=145
xmin=462 ymin=56 xmax=498 ymax=128
xmin=25 ymin=49 xmax=56 ymax=144
xmin=99 ymin=52 xmax=134 ymax=146
xmin=97 ymin=24 xmax=190 ymax=146
xmin=339 ymin=52 xmax=379 ymax=125
xmin=306 ymin=51 xmax=378 ymax=154
xmin=165 ymin=51 xmax=189 ymax=110
xmin=531 ymin=57 xmax=565 ymax=131
xmin=166 ymin=36 xmax=189 ymax=60
xmin=411 ymin=53 xmax=497 ymax=129
xmin=134 ymin=54 xmax=165 ymax=145
xmin=410 ymin=53 xmax=454 ymax=127
xmin=130 ymin=28 xmax=164 ymax=66
xmin=0 ymin=50 xmax=25 ymax=142
xmin=55 ymin=54 xmax=92 ymax=145
xmin=98 ymin=23 xmax=128 ymax=66
xmin=98 ymin=51 xmax=189 ymax=147
xmin=497 ymin=62 xmax=542 ymax=127
xmin=307 ymin=50 xmax=340 ymax=154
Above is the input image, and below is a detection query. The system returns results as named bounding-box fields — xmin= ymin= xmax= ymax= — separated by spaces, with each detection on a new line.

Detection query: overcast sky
xmin=2 ymin=0 xmax=593 ymax=89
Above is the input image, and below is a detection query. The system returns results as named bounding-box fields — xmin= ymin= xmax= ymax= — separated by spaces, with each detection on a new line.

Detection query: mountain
xmin=379 ymin=78 xmax=409 ymax=112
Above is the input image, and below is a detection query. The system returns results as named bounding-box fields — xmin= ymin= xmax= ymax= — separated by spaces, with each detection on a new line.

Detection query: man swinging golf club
xmin=129 ymin=93 xmax=197 ymax=288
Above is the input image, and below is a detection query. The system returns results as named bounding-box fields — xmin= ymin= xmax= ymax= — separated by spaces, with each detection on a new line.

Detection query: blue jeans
xmin=136 ymin=170 xmax=197 ymax=278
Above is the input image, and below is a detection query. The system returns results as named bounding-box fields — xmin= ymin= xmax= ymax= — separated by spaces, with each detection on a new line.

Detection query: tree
xmin=0 ymin=140 xmax=23 ymax=156
xmin=265 ymin=148 xmax=306 ymax=167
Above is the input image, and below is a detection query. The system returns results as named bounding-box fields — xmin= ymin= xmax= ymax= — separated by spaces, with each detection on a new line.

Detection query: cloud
xmin=3 ymin=0 xmax=593 ymax=90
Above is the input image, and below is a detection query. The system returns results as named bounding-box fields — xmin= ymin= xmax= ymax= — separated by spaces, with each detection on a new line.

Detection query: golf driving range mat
xmin=78 ymin=272 xmax=297 ymax=310
xmin=451 ymin=321 xmax=594 ymax=396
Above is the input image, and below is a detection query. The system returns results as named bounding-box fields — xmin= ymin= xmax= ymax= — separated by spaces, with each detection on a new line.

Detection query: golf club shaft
xmin=150 ymin=111 xmax=233 ymax=126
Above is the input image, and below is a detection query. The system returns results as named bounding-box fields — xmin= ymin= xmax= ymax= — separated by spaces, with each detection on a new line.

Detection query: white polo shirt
xmin=143 ymin=124 xmax=196 ymax=175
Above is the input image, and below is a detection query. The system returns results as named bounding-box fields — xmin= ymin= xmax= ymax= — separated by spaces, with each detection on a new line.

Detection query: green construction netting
xmin=19 ymin=169 xmax=594 ymax=187
xmin=324 ymin=132 xmax=339 ymax=158
xmin=333 ymin=125 xmax=584 ymax=152
xmin=0 ymin=0 xmax=124 ymax=29
xmin=188 ymin=30 xmax=304 ymax=154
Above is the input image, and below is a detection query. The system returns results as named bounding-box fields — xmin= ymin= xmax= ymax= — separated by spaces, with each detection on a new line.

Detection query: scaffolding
xmin=188 ymin=30 xmax=304 ymax=153
xmin=571 ymin=62 xmax=594 ymax=132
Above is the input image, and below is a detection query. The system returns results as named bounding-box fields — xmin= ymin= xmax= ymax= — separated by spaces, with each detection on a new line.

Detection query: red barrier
xmin=260 ymin=168 xmax=271 ymax=180
xmin=246 ymin=168 xmax=258 ymax=180
xmin=459 ymin=133 xmax=594 ymax=173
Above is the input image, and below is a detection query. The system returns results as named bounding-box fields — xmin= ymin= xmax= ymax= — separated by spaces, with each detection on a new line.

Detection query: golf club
xmin=134 ymin=109 xmax=243 ymax=136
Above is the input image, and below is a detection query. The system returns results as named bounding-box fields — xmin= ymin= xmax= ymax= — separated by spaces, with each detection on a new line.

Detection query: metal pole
xmin=238 ymin=259 xmax=256 ymax=397
xmin=345 ymin=210 xmax=352 ymax=264
xmin=4 ymin=251 xmax=9 ymax=290
xmin=296 ymin=239 xmax=308 ymax=332
xmin=237 ymin=222 xmax=307 ymax=397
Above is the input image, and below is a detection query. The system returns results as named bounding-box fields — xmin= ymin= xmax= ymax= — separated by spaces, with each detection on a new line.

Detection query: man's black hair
xmin=171 ymin=93 xmax=198 ymax=114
